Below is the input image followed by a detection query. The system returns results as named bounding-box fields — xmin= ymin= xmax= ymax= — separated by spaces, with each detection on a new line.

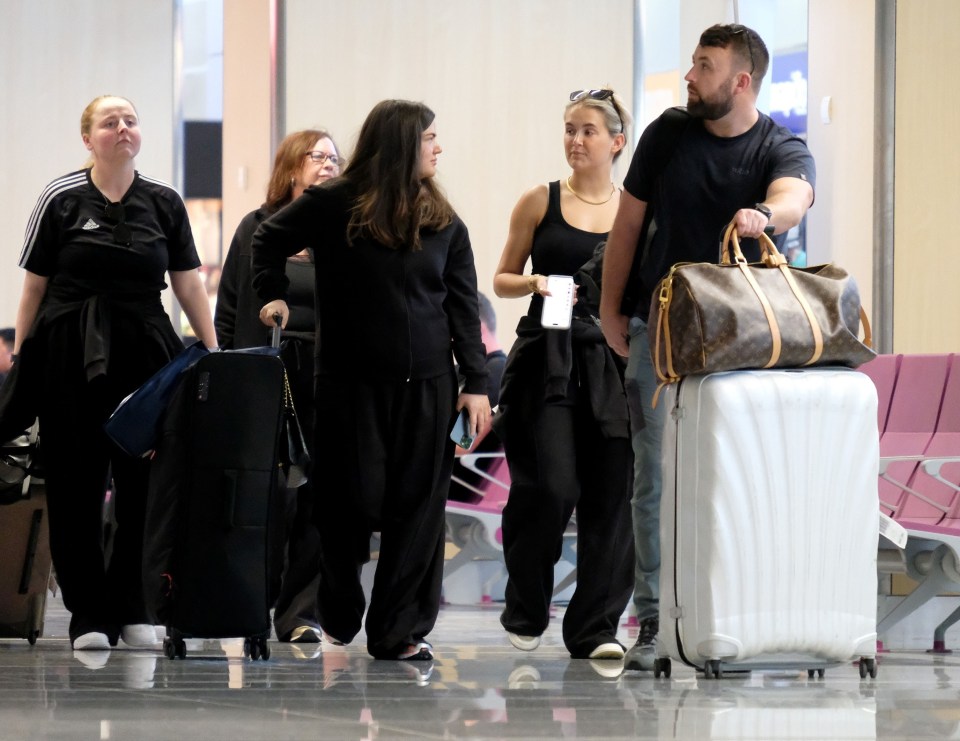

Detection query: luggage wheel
xmin=858 ymin=657 xmax=877 ymax=679
xmin=702 ymin=659 xmax=722 ymax=679
xmin=163 ymin=635 xmax=187 ymax=660
xmin=807 ymin=668 xmax=826 ymax=679
xmin=653 ymin=657 xmax=672 ymax=679
xmin=243 ymin=635 xmax=271 ymax=661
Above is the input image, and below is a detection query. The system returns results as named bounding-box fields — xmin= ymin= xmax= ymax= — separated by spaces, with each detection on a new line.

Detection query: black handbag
xmin=0 ymin=339 xmax=42 ymax=446
xmin=280 ymin=371 xmax=310 ymax=489
xmin=0 ymin=422 xmax=41 ymax=505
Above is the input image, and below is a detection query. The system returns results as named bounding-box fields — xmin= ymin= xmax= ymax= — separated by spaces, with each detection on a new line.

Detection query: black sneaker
xmin=624 ymin=617 xmax=658 ymax=671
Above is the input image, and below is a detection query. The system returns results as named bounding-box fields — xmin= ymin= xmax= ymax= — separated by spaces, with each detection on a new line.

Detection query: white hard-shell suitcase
xmin=656 ymin=368 xmax=879 ymax=679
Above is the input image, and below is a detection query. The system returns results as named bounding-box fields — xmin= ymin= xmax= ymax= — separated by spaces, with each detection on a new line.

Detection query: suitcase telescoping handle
xmin=271 ymin=313 xmax=282 ymax=349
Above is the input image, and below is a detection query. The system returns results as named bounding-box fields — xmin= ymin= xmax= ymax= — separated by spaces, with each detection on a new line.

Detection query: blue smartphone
xmin=449 ymin=408 xmax=475 ymax=449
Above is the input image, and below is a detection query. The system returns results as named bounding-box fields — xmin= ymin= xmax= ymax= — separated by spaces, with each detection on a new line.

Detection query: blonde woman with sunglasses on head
xmin=492 ymin=88 xmax=636 ymax=661
xmin=4 ymin=95 xmax=216 ymax=652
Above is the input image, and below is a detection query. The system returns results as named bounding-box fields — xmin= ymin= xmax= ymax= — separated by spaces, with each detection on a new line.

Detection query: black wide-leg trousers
xmin=499 ymin=400 xmax=635 ymax=657
xmin=312 ymin=372 xmax=457 ymax=658
xmin=38 ymin=313 xmax=172 ymax=643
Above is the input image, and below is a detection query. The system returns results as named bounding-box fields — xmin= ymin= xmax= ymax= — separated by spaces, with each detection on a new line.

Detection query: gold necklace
xmin=565 ymin=176 xmax=615 ymax=205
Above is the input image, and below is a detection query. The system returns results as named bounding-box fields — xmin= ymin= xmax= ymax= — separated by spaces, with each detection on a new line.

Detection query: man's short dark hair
xmin=699 ymin=23 xmax=769 ymax=91
xmin=477 ymin=293 xmax=496 ymax=334
xmin=0 ymin=328 xmax=14 ymax=346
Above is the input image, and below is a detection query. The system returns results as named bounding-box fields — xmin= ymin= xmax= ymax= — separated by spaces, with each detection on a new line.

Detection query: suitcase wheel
xmin=703 ymin=659 xmax=722 ymax=679
xmin=27 ymin=630 xmax=39 ymax=646
xmin=163 ymin=635 xmax=187 ymax=660
xmin=858 ymin=657 xmax=877 ymax=679
xmin=244 ymin=635 xmax=271 ymax=661
xmin=807 ymin=668 xmax=826 ymax=679
xmin=653 ymin=657 xmax=671 ymax=679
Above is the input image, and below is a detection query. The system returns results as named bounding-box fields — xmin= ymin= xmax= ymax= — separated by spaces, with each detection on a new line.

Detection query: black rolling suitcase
xmin=144 ymin=339 xmax=294 ymax=661
xmin=0 ymin=425 xmax=52 ymax=644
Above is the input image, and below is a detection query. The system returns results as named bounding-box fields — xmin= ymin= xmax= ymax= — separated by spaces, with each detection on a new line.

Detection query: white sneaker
xmin=507 ymin=665 xmax=541 ymax=689
xmin=288 ymin=626 xmax=322 ymax=643
xmin=123 ymin=655 xmax=158 ymax=689
xmin=73 ymin=632 xmax=111 ymax=650
xmin=507 ymin=632 xmax=541 ymax=651
xmin=73 ymin=649 xmax=110 ymax=669
xmin=588 ymin=642 xmax=625 ymax=660
xmin=120 ymin=624 xmax=161 ymax=648
xmin=589 ymin=659 xmax=625 ymax=678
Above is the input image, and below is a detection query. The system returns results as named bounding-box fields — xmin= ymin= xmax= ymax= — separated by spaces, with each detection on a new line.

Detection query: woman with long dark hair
xmin=252 ymin=100 xmax=490 ymax=661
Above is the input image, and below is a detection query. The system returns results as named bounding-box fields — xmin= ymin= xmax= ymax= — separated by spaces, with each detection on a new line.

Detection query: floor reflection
xmin=2 ymin=603 xmax=960 ymax=740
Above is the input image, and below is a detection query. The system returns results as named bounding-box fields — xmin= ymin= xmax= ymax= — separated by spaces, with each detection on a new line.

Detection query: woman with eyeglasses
xmin=252 ymin=99 xmax=490 ymax=661
xmin=6 ymin=95 xmax=217 ymax=651
xmin=215 ymin=128 xmax=341 ymax=645
xmin=492 ymin=88 xmax=636 ymax=660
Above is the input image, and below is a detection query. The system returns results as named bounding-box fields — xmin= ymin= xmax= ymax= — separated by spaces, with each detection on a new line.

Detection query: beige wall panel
xmin=283 ymin=0 xmax=634 ymax=347
xmin=0 ymin=1 xmax=177 ymax=329
xmin=893 ymin=0 xmax=960 ymax=353
xmin=806 ymin=0 xmax=876 ymax=334
xmin=222 ymin=0 xmax=276 ymax=253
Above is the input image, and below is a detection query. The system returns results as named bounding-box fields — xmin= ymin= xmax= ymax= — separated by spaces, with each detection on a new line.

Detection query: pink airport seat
xmin=897 ymin=354 xmax=960 ymax=525
xmin=877 ymin=354 xmax=950 ymax=517
xmin=445 ymin=451 xmax=510 ymax=579
xmin=443 ymin=446 xmax=578 ymax=602
xmin=858 ymin=354 xmax=901 ymax=436
xmin=876 ymin=354 xmax=960 ymax=652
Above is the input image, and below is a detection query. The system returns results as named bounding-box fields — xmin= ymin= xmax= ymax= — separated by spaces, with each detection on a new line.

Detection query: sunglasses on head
xmin=570 ymin=89 xmax=614 ymax=103
xmin=103 ymin=202 xmax=132 ymax=246
xmin=569 ymin=89 xmax=624 ymax=131
xmin=731 ymin=26 xmax=756 ymax=75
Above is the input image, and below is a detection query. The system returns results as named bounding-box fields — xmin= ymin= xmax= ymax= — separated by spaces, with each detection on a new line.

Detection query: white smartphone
xmin=540 ymin=274 xmax=575 ymax=330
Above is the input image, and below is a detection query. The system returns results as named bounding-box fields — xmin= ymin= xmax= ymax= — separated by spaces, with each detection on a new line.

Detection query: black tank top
xmin=528 ymin=180 xmax=608 ymax=316
xmin=285 ymin=256 xmax=315 ymax=334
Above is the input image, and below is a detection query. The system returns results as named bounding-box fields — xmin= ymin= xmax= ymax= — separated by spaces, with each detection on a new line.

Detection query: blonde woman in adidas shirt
xmin=8 ymin=95 xmax=216 ymax=652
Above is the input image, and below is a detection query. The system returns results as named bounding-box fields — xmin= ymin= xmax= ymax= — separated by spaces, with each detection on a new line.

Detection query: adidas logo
xmin=82 ymin=218 xmax=100 ymax=230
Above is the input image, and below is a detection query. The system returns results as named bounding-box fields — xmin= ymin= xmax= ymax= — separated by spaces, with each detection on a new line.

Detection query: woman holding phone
xmin=492 ymin=88 xmax=636 ymax=660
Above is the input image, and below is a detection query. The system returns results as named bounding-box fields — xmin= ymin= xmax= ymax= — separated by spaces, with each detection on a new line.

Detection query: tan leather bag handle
xmin=724 ymin=223 xmax=873 ymax=350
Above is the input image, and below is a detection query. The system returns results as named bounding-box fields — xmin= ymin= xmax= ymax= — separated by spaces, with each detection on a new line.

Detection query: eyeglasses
xmin=305 ymin=151 xmax=339 ymax=166
xmin=569 ymin=89 xmax=624 ymax=132
xmin=731 ymin=26 xmax=755 ymax=75
xmin=103 ymin=202 xmax=132 ymax=246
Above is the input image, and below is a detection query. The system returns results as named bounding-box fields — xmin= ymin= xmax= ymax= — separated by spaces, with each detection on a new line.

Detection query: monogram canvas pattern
xmin=650 ymin=260 xmax=876 ymax=380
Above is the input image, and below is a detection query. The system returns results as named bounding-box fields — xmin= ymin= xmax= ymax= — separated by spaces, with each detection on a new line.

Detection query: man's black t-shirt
xmin=622 ymin=109 xmax=816 ymax=320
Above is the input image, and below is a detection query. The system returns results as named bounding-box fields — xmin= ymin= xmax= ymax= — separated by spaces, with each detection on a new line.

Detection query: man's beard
xmin=687 ymin=84 xmax=735 ymax=120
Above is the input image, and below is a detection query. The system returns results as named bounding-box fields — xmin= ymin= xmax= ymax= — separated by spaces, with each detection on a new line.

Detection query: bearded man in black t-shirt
xmin=598 ymin=23 xmax=817 ymax=672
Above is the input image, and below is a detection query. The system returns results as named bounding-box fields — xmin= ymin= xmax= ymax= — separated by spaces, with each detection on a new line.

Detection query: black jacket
xmin=251 ymin=179 xmax=488 ymax=393
xmin=493 ymin=315 xmax=631 ymax=450
xmin=216 ymin=207 xmax=273 ymax=349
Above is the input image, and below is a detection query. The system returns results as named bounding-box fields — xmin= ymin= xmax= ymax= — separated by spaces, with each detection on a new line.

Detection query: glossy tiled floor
xmin=3 ymin=596 xmax=960 ymax=740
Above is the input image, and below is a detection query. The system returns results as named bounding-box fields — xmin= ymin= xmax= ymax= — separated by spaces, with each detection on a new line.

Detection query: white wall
xmin=0 ymin=1 xmax=177 ymax=330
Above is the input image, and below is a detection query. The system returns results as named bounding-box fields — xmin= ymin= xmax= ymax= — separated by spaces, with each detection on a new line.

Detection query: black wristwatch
xmin=753 ymin=203 xmax=773 ymax=221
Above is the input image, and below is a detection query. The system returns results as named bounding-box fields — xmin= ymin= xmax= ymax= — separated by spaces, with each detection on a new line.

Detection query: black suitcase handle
xmin=271 ymin=313 xmax=282 ymax=349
